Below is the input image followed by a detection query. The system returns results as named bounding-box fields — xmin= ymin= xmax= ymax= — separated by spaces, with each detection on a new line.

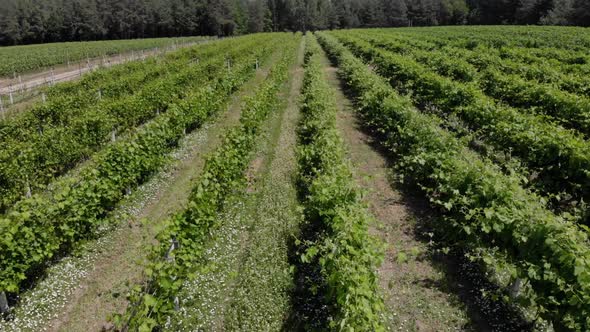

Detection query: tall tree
xmin=570 ymin=0 xmax=590 ymax=25
xmin=440 ymin=0 xmax=469 ymax=24
xmin=383 ymin=0 xmax=409 ymax=26
xmin=541 ymin=0 xmax=574 ymax=25
xmin=246 ymin=0 xmax=272 ymax=32
xmin=516 ymin=0 xmax=553 ymax=24
xmin=408 ymin=0 xmax=439 ymax=26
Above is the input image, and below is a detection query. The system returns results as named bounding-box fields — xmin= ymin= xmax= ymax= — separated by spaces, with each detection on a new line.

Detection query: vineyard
xmin=0 ymin=36 xmax=208 ymax=77
xmin=1 ymin=26 xmax=590 ymax=332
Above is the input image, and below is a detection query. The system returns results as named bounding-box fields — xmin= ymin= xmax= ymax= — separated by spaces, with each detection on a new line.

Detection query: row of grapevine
xmin=0 ymin=33 xmax=287 ymax=297
xmin=435 ymin=42 xmax=590 ymax=96
xmin=332 ymin=33 xmax=590 ymax=222
xmin=296 ymin=34 xmax=384 ymax=330
xmin=386 ymin=28 xmax=590 ymax=78
xmin=479 ymin=70 xmax=590 ymax=134
xmin=1 ymin=37 xmax=246 ymax=141
xmin=355 ymin=32 xmax=590 ymax=134
xmin=391 ymin=26 xmax=590 ymax=63
xmin=0 ymin=36 xmax=208 ymax=77
xmin=359 ymin=30 xmax=590 ymax=96
xmin=317 ymin=31 xmax=590 ymax=331
xmin=116 ymin=34 xmax=300 ymax=331
xmin=404 ymin=26 xmax=590 ymax=50
xmin=38 ymin=38 xmax=229 ymax=107
xmin=0 ymin=35 xmax=276 ymax=212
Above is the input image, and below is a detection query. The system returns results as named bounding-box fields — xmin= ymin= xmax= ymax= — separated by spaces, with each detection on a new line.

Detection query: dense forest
xmin=0 ymin=0 xmax=588 ymax=45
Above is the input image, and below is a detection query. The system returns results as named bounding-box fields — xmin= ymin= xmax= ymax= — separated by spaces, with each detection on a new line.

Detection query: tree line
xmin=0 ymin=0 xmax=588 ymax=46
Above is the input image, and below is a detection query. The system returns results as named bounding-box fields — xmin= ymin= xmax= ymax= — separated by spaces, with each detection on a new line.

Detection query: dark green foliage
xmin=296 ymin=34 xmax=384 ymax=330
xmin=117 ymin=33 xmax=299 ymax=331
xmin=333 ymin=31 xmax=590 ymax=226
xmin=0 ymin=36 xmax=262 ymax=213
xmin=0 ymin=33 xmax=281 ymax=297
xmin=317 ymin=31 xmax=590 ymax=332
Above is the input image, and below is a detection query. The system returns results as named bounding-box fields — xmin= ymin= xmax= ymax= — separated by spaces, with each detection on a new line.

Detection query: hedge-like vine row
xmin=39 ymin=38 xmax=229 ymax=108
xmin=364 ymin=29 xmax=590 ymax=84
xmin=0 ymin=33 xmax=285 ymax=297
xmin=296 ymin=34 xmax=384 ymax=331
xmin=0 ymin=36 xmax=208 ymax=77
xmin=354 ymin=32 xmax=590 ymax=134
xmin=392 ymin=27 xmax=590 ymax=67
xmin=116 ymin=34 xmax=300 ymax=331
xmin=333 ymin=33 xmax=590 ymax=222
xmin=317 ymin=31 xmax=590 ymax=331
xmin=0 ymin=35 xmax=275 ymax=212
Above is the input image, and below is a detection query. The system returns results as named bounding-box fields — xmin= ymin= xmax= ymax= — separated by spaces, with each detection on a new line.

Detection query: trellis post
xmin=0 ymin=95 xmax=5 ymax=118
xmin=0 ymin=292 xmax=9 ymax=313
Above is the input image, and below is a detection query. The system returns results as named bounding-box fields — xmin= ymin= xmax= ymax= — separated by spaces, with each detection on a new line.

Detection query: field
xmin=0 ymin=36 xmax=208 ymax=77
xmin=0 ymin=26 xmax=590 ymax=332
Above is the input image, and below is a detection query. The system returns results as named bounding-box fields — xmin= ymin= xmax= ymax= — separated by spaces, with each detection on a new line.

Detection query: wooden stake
xmin=166 ymin=238 xmax=179 ymax=262
xmin=509 ymin=278 xmax=522 ymax=298
xmin=0 ymin=292 xmax=9 ymax=313
xmin=0 ymin=96 xmax=5 ymax=119
xmin=25 ymin=181 xmax=32 ymax=198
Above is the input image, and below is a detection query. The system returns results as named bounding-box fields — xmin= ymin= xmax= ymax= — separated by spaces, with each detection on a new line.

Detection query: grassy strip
xmin=0 ymin=35 xmax=281 ymax=297
xmin=296 ymin=33 xmax=384 ymax=331
xmin=116 ymin=34 xmax=300 ymax=331
xmin=317 ymin=31 xmax=590 ymax=331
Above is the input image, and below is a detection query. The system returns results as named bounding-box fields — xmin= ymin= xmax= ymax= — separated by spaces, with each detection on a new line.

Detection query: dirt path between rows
xmin=318 ymin=53 xmax=473 ymax=331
